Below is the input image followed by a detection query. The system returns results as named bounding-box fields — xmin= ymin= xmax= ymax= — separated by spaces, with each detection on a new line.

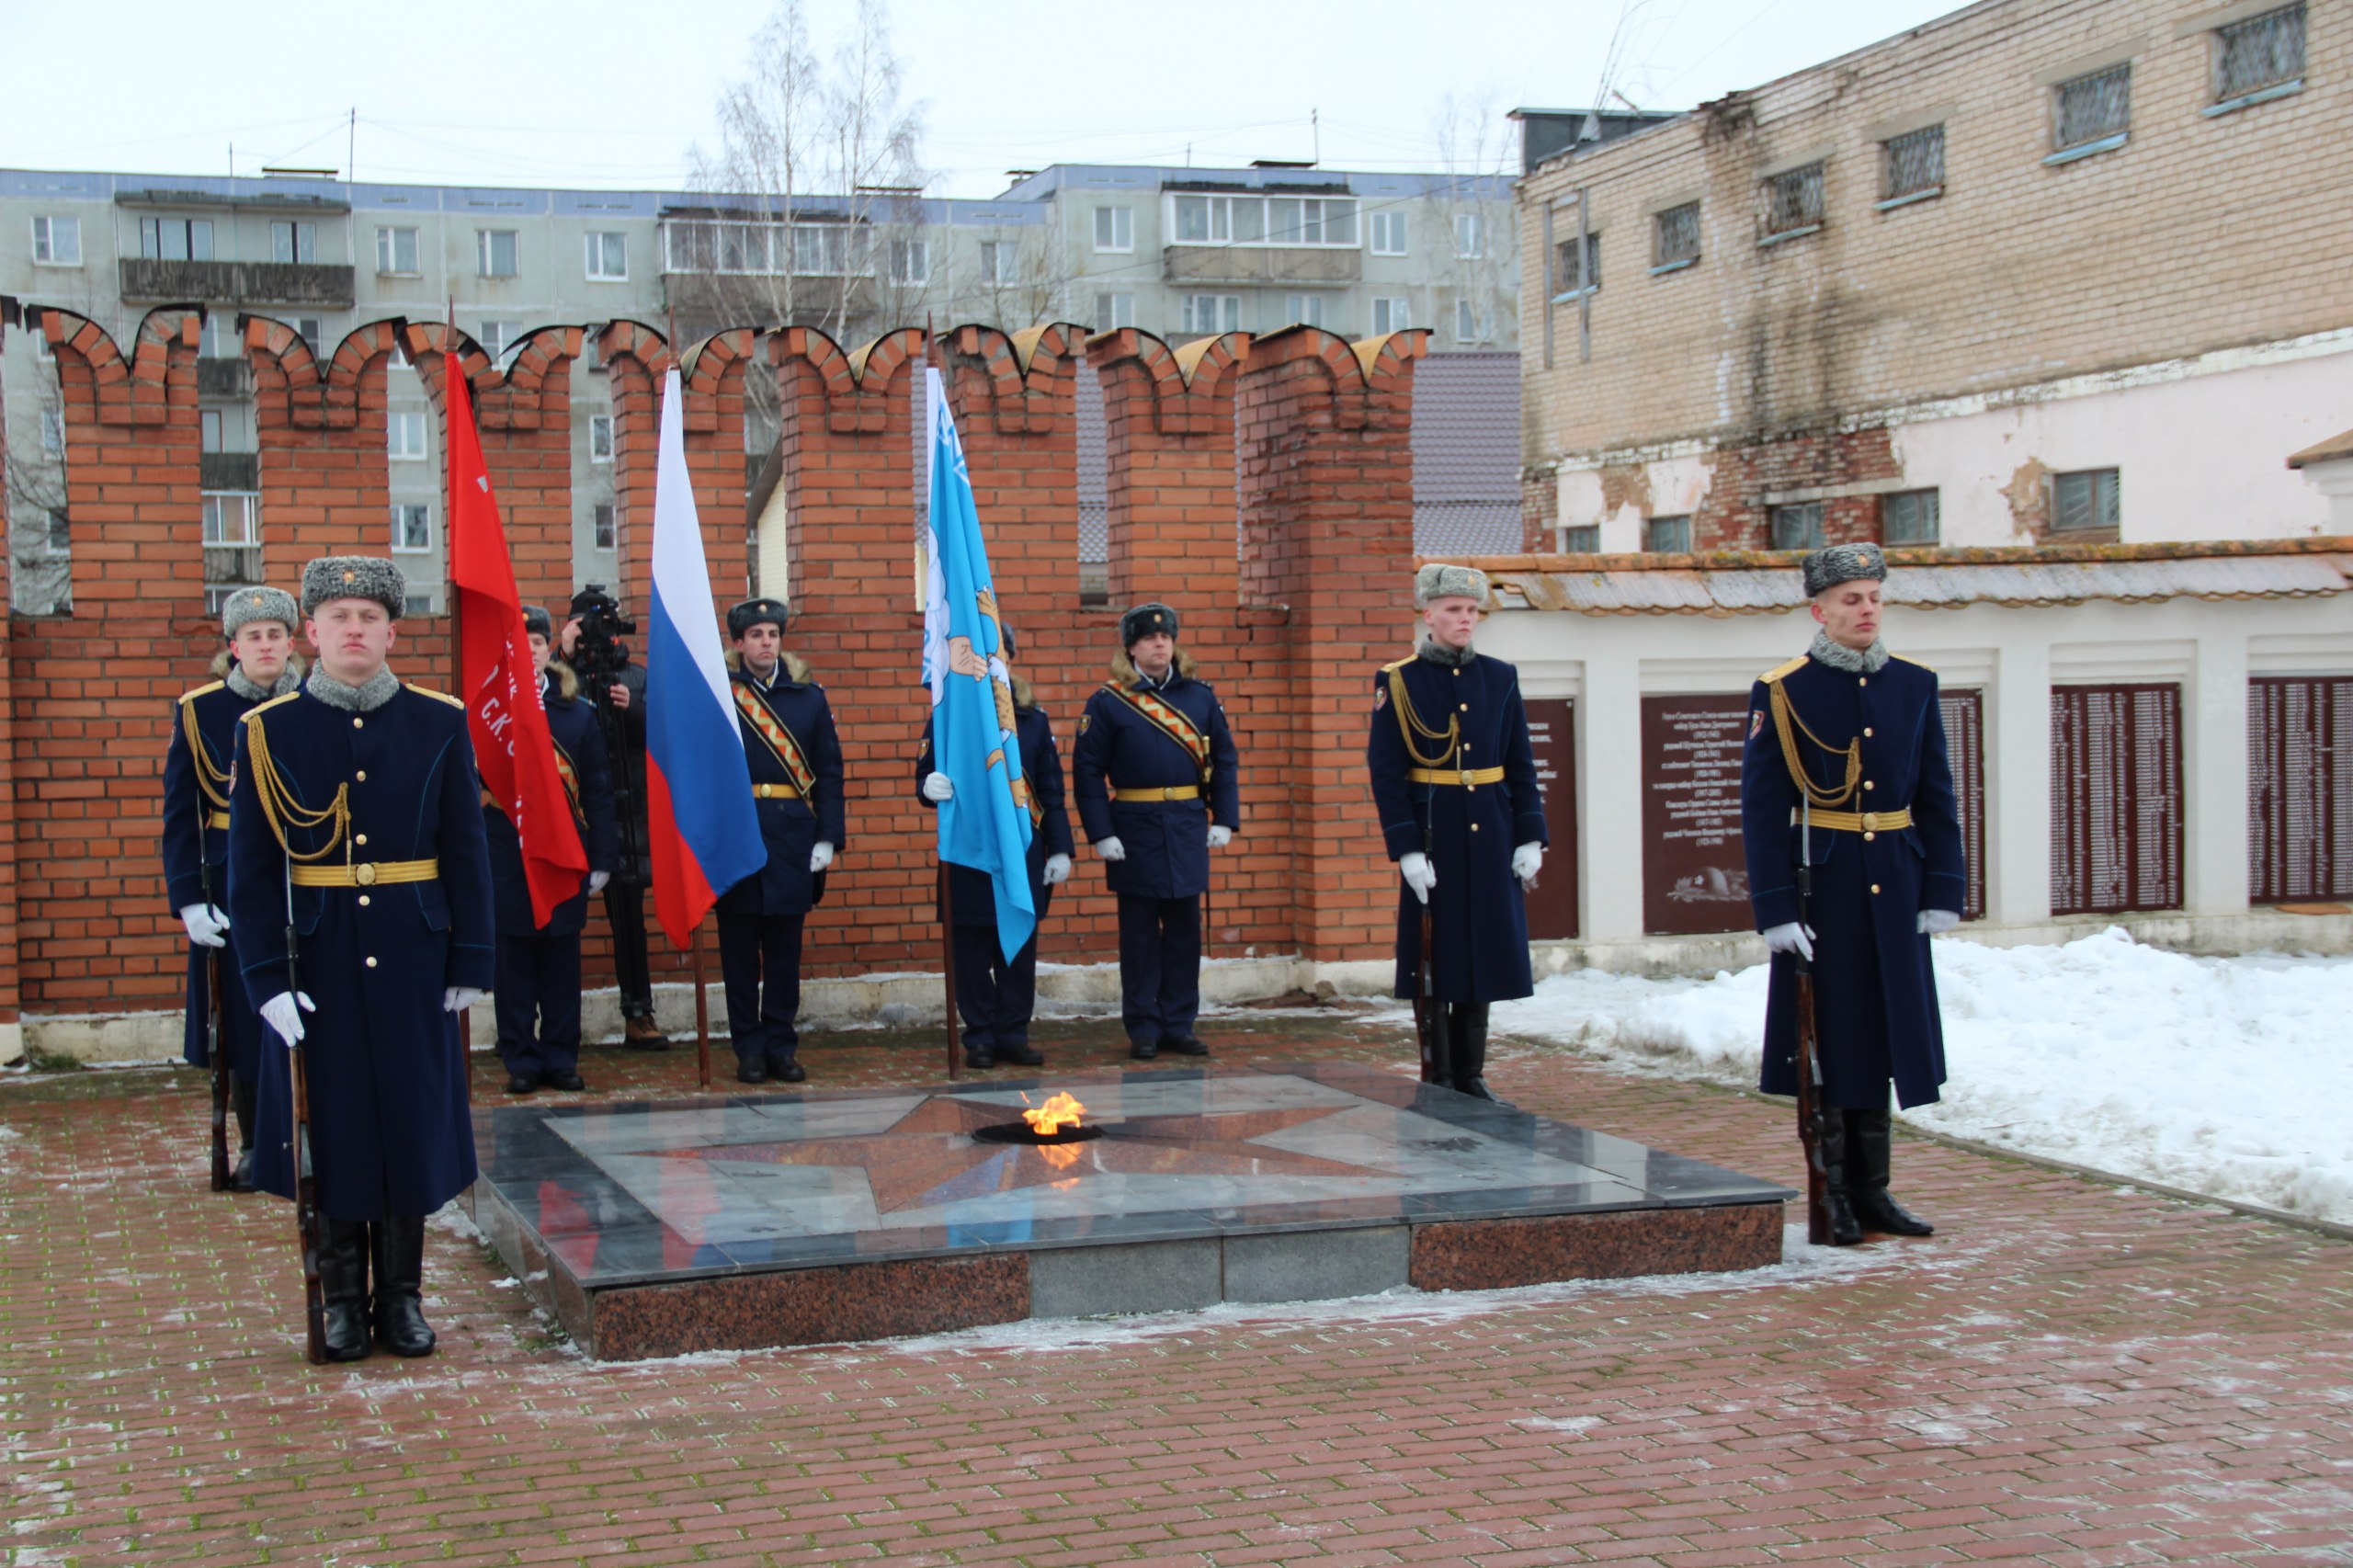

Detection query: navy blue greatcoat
xmin=485 ymin=673 xmax=618 ymax=937
xmin=1740 ymin=651 xmax=1965 ymax=1110
xmin=1071 ymin=665 xmax=1241 ymax=898
xmin=162 ymin=676 xmax=270 ymax=1078
xmin=715 ymin=662 xmax=846 ymax=918
xmin=915 ymin=699 xmax=1074 ymax=926
xmin=227 ymin=683 xmax=496 ymax=1221
xmin=1366 ymin=652 xmax=1550 ymax=1003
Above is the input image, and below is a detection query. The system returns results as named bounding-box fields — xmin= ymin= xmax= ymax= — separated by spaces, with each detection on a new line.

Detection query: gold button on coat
xmin=356 ymin=770 xmax=368 ymax=781
xmin=358 ymin=895 xmax=370 ymax=906
xmin=366 ymin=956 xmax=379 ymax=968
xmin=1862 ymin=728 xmax=1873 ymax=739
xmin=1870 ymin=884 xmax=1881 ymax=894
xmin=356 ymin=834 xmax=369 ymax=846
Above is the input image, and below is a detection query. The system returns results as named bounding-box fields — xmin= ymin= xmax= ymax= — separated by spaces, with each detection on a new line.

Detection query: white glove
xmin=261 ymin=991 xmax=314 ymax=1047
xmin=922 ymin=771 xmax=954 ymax=802
xmin=444 ymin=986 xmax=483 ymax=1013
xmin=1208 ymin=824 xmax=1233 ymax=848
xmin=588 ymin=869 xmax=610 ymax=893
xmin=1399 ymin=852 xmax=1436 ymax=903
xmin=179 ymin=903 xmax=230 ymax=949
xmin=1097 ymin=835 xmax=1126 ymax=862
xmin=1512 ymin=843 xmax=1543 ymax=884
xmin=1918 ymin=909 xmax=1961 ymax=935
xmin=1762 ymin=922 xmax=1815 ymax=961
xmin=809 ymin=841 xmax=835 ymax=874
xmin=1042 ymin=853 xmax=1071 ymax=886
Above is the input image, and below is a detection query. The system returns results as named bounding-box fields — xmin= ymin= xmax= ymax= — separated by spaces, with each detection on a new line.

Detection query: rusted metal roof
xmin=1434 ymin=538 xmax=2353 ymax=616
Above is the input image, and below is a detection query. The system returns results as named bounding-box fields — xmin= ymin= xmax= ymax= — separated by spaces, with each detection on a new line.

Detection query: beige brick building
xmin=1516 ymin=0 xmax=2352 ymax=553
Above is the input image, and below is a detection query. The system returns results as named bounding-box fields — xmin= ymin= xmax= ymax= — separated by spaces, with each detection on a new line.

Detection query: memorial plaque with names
xmin=2248 ymin=676 xmax=2353 ymax=903
xmin=1938 ymin=689 xmax=1987 ymax=922
xmin=1523 ymin=699 xmax=1578 ymax=940
xmin=1641 ymin=695 xmax=1753 ymax=936
xmin=2051 ymin=683 xmax=2182 ymax=915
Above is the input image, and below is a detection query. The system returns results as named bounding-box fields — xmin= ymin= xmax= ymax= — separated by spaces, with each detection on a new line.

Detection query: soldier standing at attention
xmin=1072 ymin=603 xmax=1240 ymax=1061
xmin=487 ymin=606 xmax=617 ymax=1096
xmin=716 ymin=597 xmax=844 ymax=1085
xmin=229 ymin=557 xmax=495 ymax=1359
xmin=163 ymin=585 xmax=305 ymax=1188
xmin=916 ymin=625 xmax=1074 ymax=1070
xmin=1365 ymin=564 xmax=1549 ymax=1101
xmin=1741 ymin=541 xmax=1963 ymax=1245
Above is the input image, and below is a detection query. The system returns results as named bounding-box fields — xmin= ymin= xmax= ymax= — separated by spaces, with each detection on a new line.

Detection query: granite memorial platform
xmin=467 ymin=1062 xmax=1791 ymax=1359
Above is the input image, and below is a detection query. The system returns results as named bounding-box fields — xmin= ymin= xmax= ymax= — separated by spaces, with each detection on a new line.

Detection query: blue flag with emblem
xmin=921 ymin=366 xmax=1036 ymax=962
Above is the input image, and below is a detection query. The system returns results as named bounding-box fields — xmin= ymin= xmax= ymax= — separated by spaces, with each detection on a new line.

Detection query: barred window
xmin=1762 ymin=163 xmax=1824 ymax=237
xmin=1554 ymin=231 xmax=1600 ymax=294
xmin=1653 ymin=202 xmax=1700 ymax=268
xmin=2055 ymin=64 xmax=2131 ymax=151
xmin=1768 ymin=501 xmax=1824 ymax=551
xmin=592 ymin=504 xmax=617 ymax=551
xmin=1644 ymin=515 xmax=1692 ymax=553
xmin=2215 ymin=5 xmax=2304 ymax=101
xmin=2052 ymin=468 xmax=2120 ymax=534
xmin=1882 ymin=489 xmax=1941 ymax=546
xmin=1881 ymin=125 xmax=1945 ymax=201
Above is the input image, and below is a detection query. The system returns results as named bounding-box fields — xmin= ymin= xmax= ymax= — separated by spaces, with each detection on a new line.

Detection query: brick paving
xmin=5 ymin=1006 xmax=2350 ymax=1567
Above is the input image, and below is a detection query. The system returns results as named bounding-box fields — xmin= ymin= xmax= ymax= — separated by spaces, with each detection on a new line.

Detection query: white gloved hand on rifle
xmin=1042 ymin=853 xmax=1071 ymax=886
xmin=1207 ymin=824 xmax=1233 ymax=848
xmin=809 ymin=842 xmax=835 ymax=874
xmin=444 ymin=987 xmax=483 ymax=1013
xmin=1398 ymin=852 xmax=1436 ymax=903
xmin=1917 ymin=909 xmax=1961 ymax=936
xmin=922 ymin=771 xmax=954 ymax=802
xmin=1512 ymin=843 xmax=1543 ymax=884
xmin=1096 ymin=836 xmax=1126 ymax=863
xmin=261 ymin=991 xmax=314 ymax=1048
xmin=1762 ymin=922 xmax=1815 ymax=961
xmin=178 ymin=903 xmax=230 ymax=949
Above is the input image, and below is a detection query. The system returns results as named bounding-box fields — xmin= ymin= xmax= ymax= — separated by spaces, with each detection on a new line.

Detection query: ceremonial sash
xmin=1100 ymin=682 xmax=1212 ymax=785
xmin=733 ymin=682 xmax=817 ymax=799
xmin=551 ymin=742 xmax=585 ymax=825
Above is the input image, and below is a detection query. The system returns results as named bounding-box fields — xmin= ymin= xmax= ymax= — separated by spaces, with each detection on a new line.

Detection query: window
xmin=1370 ymin=297 xmax=1410 ymax=335
xmin=1881 ymin=125 xmax=1945 ymax=203
xmin=2213 ymin=5 xmax=2304 ymax=103
xmin=32 ymin=215 xmax=83 ymax=266
xmin=271 ymin=221 xmax=316 ymax=265
xmin=404 ymin=592 xmax=439 ymax=617
xmin=476 ymin=229 xmax=520 ymax=278
xmin=662 ymin=219 xmax=868 ymax=276
xmin=377 ymin=225 xmax=420 ymax=276
xmin=1645 ymin=515 xmax=1693 ymax=553
xmin=200 ymin=410 xmax=222 ymax=454
xmin=480 ymin=321 xmax=520 ymax=359
xmin=1167 ymin=193 xmax=1358 ymax=247
xmin=291 ymin=318 xmax=324 ymax=356
xmin=2052 ymin=468 xmax=2120 ymax=534
xmin=889 ymin=237 xmax=928 ymax=284
xmin=391 ymin=504 xmax=433 ymax=552
xmin=1554 ymin=231 xmax=1600 ymax=295
xmin=389 ymin=410 xmax=427 ymax=460
xmin=140 ymin=216 xmax=215 ymax=261
xmin=1092 ymin=206 xmax=1132 ymax=252
xmin=1762 ymin=163 xmax=1825 ymax=237
xmin=45 ymin=510 xmax=71 ymax=555
xmin=201 ymin=311 xmax=242 ymax=360
xmin=1369 ymin=210 xmax=1407 ymax=256
xmin=585 ymin=232 xmax=628 ymax=280
xmin=2054 ymin=64 xmax=2131 ymax=153
xmin=592 ymin=503 xmax=617 ymax=551
xmin=978 ymin=241 xmax=1013 ymax=284
xmin=1179 ymin=294 xmax=1240 ymax=334
xmin=589 ymin=415 xmax=613 ymax=461
xmin=790 ymin=225 xmax=851 ymax=274
xmin=1453 ymin=212 xmax=1485 ymax=259
xmin=1454 ymin=299 xmax=1494 ymax=343
xmin=1094 ymin=292 xmax=1135 ymax=330
xmin=203 ymin=493 xmax=260 ymax=547
xmin=1653 ymin=202 xmax=1700 ymax=269
xmin=1562 ymin=525 xmax=1600 ymax=552
xmin=1282 ymin=293 xmax=1327 ymax=329
xmin=40 ymin=407 xmax=63 ymax=456
xmin=1882 ymin=488 xmax=1941 ymax=546
xmin=1768 ymin=501 xmax=1825 ymax=551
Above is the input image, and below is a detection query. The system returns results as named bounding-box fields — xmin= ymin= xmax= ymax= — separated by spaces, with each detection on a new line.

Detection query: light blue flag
xmin=921 ymin=367 xmax=1036 ymax=963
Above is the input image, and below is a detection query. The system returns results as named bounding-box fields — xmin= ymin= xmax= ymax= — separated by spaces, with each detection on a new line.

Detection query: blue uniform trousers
xmin=494 ymin=931 xmax=584 ymax=1078
xmin=950 ymin=903 xmax=1046 ymax=1053
xmin=718 ymin=912 xmax=803 ymax=1067
xmin=1117 ymin=893 xmax=1200 ymax=1045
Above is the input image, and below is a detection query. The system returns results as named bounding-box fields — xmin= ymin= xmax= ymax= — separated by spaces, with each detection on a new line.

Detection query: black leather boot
xmin=318 ymin=1217 xmax=373 ymax=1361
xmin=1450 ymin=1004 xmax=1508 ymax=1104
xmin=230 ymin=1077 xmax=258 ymax=1191
xmin=369 ymin=1216 xmax=438 ymax=1358
xmin=1847 ymin=1109 xmax=1935 ymax=1236
xmin=1811 ymin=1110 xmax=1865 ymax=1246
xmin=1420 ymin=1001 xmax=1454 ymax=1087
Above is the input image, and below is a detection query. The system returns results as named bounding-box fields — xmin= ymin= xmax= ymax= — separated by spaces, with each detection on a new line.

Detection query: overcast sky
xmin=7 ymin=0 xmax=1966 ymax=199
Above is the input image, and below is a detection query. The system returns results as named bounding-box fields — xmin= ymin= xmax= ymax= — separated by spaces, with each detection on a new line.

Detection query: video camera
xmin=567 ymin=585 xmax=636 ymax=696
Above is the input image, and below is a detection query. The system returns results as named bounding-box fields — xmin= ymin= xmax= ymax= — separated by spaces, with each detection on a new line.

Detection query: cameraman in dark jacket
xmin=559 ymin=585 xmax=665 ymax=1050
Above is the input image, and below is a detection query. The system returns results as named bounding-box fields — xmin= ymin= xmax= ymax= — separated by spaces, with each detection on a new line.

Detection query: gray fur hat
xmin=522 ymin=604 xmax=552 ymax=640
xmin=1414 ymin=562 xmax=1490 ymax=608
xmin=727 ymin=597 xmax=789 ymax=638
xmin=301 ymin=556 xmax=407 ymax=619
xmin=221 ymin=585 xmax=300 ymax=639
xmin=1802 ymin=541 xmax=1888 ymax=597
xmin=1120 ymin=602 xmax=1179 ymax=647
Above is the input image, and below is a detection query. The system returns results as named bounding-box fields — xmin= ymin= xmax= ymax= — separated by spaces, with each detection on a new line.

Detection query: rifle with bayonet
xmin=1793 ymin=803 xmax=1834 ymax=1245
xmin=285 ymin=885 xmax=326 ymax=1366
xmin=202 ymin=860 xmax=230 ymax=1193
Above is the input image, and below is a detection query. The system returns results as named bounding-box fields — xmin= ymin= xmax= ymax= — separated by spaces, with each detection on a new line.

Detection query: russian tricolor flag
xmin=643 ymin=368 xmax=764 ymax=949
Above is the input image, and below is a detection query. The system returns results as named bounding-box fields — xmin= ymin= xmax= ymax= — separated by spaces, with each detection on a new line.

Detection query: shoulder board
xmin=177 ymin=680 xmax=226 ymax=707
xmin=1380 ymin=656 xmax=1415 ymax=675
xmin=1757 ymin=654 xmax=1809 ymax=685
xmin=243 ymin=690 xmax=301 ymax=722
xmin=1893 ymin=653 xmax=1937 ymax=673
xmin=407 ymin=686 xmax=467 ymax=709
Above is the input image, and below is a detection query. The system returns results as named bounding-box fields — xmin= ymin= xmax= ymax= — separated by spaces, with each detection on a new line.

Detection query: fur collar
xmin=219 ymin=653 xmax=306 ymax=701
xmin=544 ymin=660 xmax=579 ymax=702
xmin=1108 ymin=647 xmax=1198 ymax=687
xmin=305 ymin=666 xmax=402 ymax=713
xmin=724 ymin=649 xmax=813 ymax=686
xmin=1809 ymin=631 xmax=1890 ymax=676
xmin=1009 ymin=671 xmax=1037 ymax=711
xmin=1416 ymin=637 xmax=1476 ymax=669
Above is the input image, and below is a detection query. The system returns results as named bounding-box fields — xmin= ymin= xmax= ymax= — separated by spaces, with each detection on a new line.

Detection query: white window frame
xmin=589 ymin=415 xmax=614 ymax=462
xmin=31 ymin=215 xmax=83 ymax=267
xmin=1179 ymin=294 xmax=1241 ymax=334
xmin=977 ymin=240 xmax=1015 ymax=284
xmin=391 ymin=503 xmax=434 ymax=554
xmin=1454 ymin=299 xmax=1495 ymax=344
xmin=199 ymin=312 xmax=238 ymax=360
xmin=1369 ymin=210 xmax=1408 ymax=256
xmin=40 ymin=406 xmax=65 ymax=455
xmin=1282 ymin=293 xmax=1327 ymax=329
xmin=388 ymin=410 xmax=428 ymax=461
xmin=1453 ymin=212 xmax=1486 ymax=259
xmin=202 ymin=492 xmax=261 ymax=548
xmin=1370 ymin=298 xmax=1410 ymax=335
xmin=292 ymin=318 xmax=325 ymax=356
xmin=44 ymin=509 xmax=72 ymax=557
xmin=270 ymin=221 xmax=317 ymax=265
xmin=1093 ymin=205 xmax=1133 ymax=253
xmin=140 ymin=216 xmax=215 ymax=262
xmin=479 ymin=321 xmax=520 ymax=360
xmin=888 ymin=236 xmax=929 ymax=284
xmin=591 ymin=503 xmax=617 ymax=551
xmin=585 ymin=231 xmax=628 ymax=281
xmin=476 ymin=229 xmax=520 ymax=278
xmin=377 ymin=225 xmax=420 ymax=277
xmin=1094 ymin=292 xmax=1136 ymax=331
xmin=200 ymin=410 xmax=223 ymax=454
xmin=1164 ymin=193 xmax=1359 ymax=248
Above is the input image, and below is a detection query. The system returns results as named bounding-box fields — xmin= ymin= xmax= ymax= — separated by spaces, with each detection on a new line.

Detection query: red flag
xmin=446 ymin=353 xmax=588 ymax=926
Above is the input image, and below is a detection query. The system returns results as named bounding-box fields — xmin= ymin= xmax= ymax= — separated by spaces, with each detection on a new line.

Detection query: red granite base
xmin=1409 ymin=1202 xmax=1783 ymax=1291
xmin=582 ymin=1254 xmax=1032 ymax=1359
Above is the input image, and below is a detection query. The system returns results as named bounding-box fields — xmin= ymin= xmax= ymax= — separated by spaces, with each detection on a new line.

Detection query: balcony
xmin=1161 ymin=245 xmax=1361 ymax=287
xmin=119 ymin=258 xmax=355 ymax=308
xmin=197 ymin=357 xmax=250 ymax=396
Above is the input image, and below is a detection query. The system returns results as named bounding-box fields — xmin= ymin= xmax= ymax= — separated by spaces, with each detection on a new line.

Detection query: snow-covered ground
xmin=1473 ymin=927 xmax=2353 ymax=1225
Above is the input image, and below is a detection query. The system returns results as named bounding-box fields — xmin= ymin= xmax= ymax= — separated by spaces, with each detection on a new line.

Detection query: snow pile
xmin=1490 ymin=926 xmax=2353 ymax=1223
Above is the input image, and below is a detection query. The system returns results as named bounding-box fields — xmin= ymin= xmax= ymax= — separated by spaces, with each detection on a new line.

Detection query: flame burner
xmin=972 ymin=1120 xmax=1106 ymax=1147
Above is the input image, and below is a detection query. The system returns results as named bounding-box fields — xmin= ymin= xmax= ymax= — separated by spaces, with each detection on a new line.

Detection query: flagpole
xmin=692 ymin=919 xmax=711 ymax=1092
xmin=442 ymin=339 xmax=476 ymax=1096
xmin=926 ymin=319 xmax=963 ymax=1083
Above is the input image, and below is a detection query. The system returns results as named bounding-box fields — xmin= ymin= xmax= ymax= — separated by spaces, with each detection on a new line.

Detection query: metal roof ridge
xmin=1424 ymin=536 xmax=2353 ymax=573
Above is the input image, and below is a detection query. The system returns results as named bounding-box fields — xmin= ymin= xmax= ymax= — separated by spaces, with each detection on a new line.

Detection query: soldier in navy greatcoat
xmin=1366 ymin=564 xmax=1550 ymax=1100
xmin=229 ymin=556 xmax=496 ymax=1360
xmin=163 ymin=585 xmax=305 ymax=1189
xmin=487 ymin=606 xmax=617 ymax=1096
xmin=1741 ymin=541 xmax=1964 ymax=1245
xmin=715 ymin=597 xmax=845 ymax=1085
xmin=1071 ymin=603 xmax=1241 ymax=1061
xmin=916 ymin=625 xmax=1074 ymax=1070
